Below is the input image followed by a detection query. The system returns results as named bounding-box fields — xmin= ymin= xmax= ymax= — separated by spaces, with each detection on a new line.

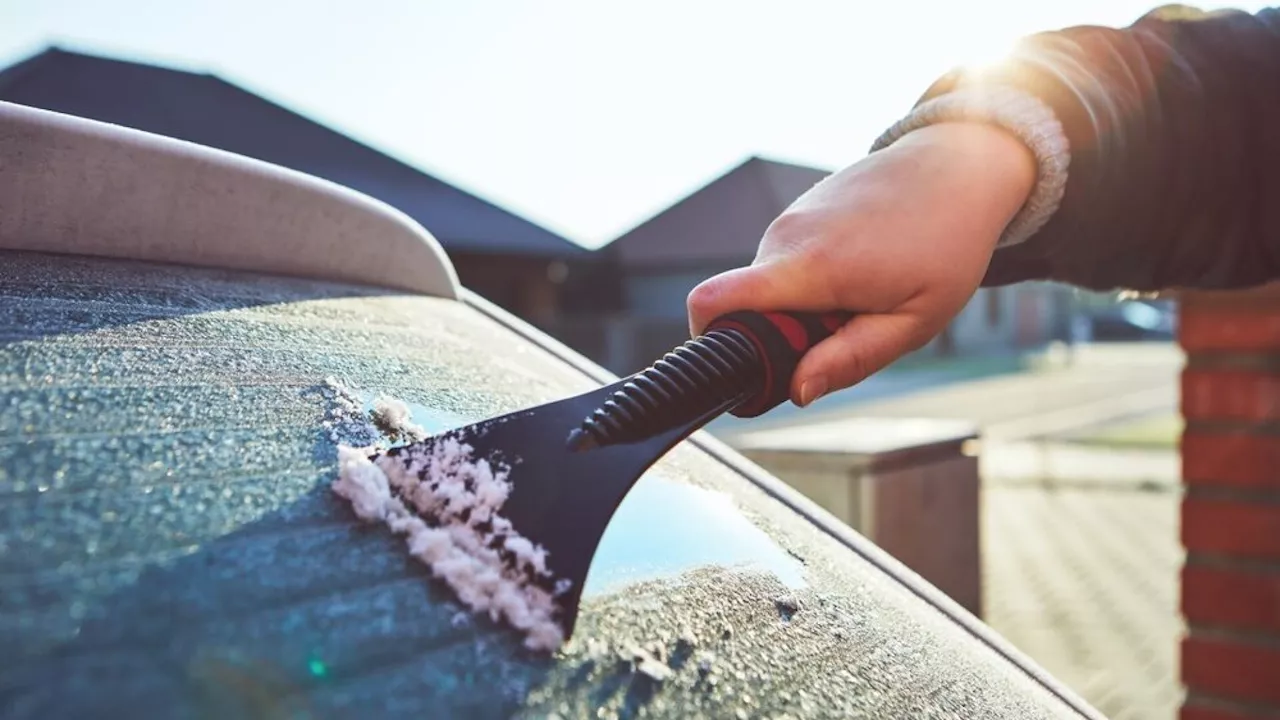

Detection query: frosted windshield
xmin=0 ymin=250 xmax=1080 ymax=719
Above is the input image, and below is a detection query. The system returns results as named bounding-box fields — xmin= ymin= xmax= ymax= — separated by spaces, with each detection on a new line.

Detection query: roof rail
xmin=0 ymin=100 xmax=460 ymax=298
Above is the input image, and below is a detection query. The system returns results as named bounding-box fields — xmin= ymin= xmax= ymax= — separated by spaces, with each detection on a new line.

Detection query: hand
xmin=686 ymin=122 xmax=1037 ymax=407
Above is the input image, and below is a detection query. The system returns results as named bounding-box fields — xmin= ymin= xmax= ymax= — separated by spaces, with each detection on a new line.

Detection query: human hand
xmin=687 ymin=122 xmax=1037 ymax=407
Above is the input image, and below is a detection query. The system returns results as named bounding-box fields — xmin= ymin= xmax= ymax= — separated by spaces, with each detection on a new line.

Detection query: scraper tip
xmin=565 ymin=427 xmax=598 ymax=452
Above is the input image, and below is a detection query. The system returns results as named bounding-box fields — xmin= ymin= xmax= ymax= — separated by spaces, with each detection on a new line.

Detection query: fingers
xmin=686 ymin=257 xmax=829 ymax=337
xmin=789 ymin=312 xmax=933 ymax=406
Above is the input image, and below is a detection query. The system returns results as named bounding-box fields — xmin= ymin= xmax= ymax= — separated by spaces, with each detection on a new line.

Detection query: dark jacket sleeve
xmin=919 ymin=5 xmax=1280 ymax=292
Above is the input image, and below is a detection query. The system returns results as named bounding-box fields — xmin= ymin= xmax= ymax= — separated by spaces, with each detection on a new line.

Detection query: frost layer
xmin=327 ymin=385 xmax=569 ymax=652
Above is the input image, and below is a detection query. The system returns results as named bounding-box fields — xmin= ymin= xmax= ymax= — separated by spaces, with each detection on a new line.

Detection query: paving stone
xmin=982 ymin=484 xmax=1184 ymax=720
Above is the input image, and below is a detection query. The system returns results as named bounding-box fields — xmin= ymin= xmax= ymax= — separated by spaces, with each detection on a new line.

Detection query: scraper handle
xmin=705 ymin=309 xmax=852 ymax=418
xmin=566 ymin=309 xmax=853 ymax=452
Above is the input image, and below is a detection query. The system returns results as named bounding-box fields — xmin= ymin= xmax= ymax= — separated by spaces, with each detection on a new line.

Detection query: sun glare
xmin=953 ymin=34 xmax=1021 ymax=74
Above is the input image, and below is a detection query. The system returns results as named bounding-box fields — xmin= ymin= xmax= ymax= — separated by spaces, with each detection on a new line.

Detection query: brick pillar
xmin=1178 ymin=285 xmax=1280 ymax=720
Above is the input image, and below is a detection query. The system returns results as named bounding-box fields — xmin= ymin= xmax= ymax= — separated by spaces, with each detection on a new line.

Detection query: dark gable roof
xmin=606 ymin=156 xmax=831 ymax=268
xmin=0 ymin=47 xmax=581 ymax=258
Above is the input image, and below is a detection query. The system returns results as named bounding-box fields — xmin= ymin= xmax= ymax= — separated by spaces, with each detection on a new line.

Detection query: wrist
xmin=893 ymin=123 xmax=1037 ymax=244
xmin=906 ymin=122 xmax=1036 ymax=215
xmin=872 ymin=86 xmax=1069 ymax=247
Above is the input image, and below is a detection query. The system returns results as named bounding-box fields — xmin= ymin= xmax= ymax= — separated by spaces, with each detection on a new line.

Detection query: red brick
xmin=1180 ymin=284 xmax=1280 ymax=314
xmin=1182 ymin=699 xmax=1280 ymax=720
xmin=1183 ymin=432 xmax=1280 ymax=489
xmin=1183 ymin=498 xmax=1280 ymax=560
xmin=1183 ymin=635 xmax=1280 ymax=705
xmin=1183 ymin=370 xmax=1280 ymax=422
xmin=1183 ymin=564 xmax=1280 ymax=634
xmin=1181 ymin=310 xmax=1280 ymax=353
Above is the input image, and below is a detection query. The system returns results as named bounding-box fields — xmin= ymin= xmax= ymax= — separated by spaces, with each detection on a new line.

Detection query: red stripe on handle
xmin=705 ymin=310 xmax=851 ymax=418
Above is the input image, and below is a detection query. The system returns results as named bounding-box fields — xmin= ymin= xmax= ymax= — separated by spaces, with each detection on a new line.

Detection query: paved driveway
xmin=713 ymin=341 xmax=1187 ymax=719
xmin=983 ymin=482 xmax=1184 ymax=720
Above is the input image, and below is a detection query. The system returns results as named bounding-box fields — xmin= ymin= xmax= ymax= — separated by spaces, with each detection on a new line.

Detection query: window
xmin=0 ymin=250 xmax=1080 ymax=719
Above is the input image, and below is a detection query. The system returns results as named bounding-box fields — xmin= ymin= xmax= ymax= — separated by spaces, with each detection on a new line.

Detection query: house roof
xmin=0 ymin=47 xmax=582 ymax=258
xmin=606 ymin=156 xmax=831 ymax=268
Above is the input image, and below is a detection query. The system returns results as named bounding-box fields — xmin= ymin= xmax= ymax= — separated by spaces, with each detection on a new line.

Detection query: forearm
xmin=880 ymin=5 xmax=1280 ymax=291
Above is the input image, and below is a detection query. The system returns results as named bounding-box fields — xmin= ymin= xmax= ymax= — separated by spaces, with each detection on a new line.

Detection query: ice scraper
xmin=354 ymin=309 xmax=847 ymax=648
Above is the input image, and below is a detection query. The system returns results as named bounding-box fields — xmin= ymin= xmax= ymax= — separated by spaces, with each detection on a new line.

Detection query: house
xmin=582 ymin=155 xmax=1075 ymax=373
xmin=0 ymin=47 xmax=586 ymax=324
xmin=609 ymin=156 xmax=829 ymax=320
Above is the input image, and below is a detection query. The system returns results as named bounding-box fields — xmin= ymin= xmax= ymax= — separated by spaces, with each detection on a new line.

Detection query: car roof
xmin=0 ymin=100 xmax=460 ymax=299
xmin=0 ymin=102 xmax=1101 ymax=719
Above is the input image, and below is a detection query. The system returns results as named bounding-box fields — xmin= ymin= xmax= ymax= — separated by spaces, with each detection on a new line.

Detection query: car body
xmin=1075 ymin=300 xmax=1177 ymax=342
xmin=0 ymin=101 xmax=1103 ymax=719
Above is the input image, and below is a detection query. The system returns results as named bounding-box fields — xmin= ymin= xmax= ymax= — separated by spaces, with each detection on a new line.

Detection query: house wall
xmin=940 ymin=283 xmax=1072 ymax=355
xmin=533 ymin=314 xmax=697 ymax=376
xmin=546 ymin=268 xmax=1076 ymax=376
xmin=450 ymin=252 xmax=565 ymax=324
xmin=942 ymin=287 xmax=1016 ymax=354
xmin=625 ymin=267 xmax=1072 ymax=355
xmin=610 ymin=264 xmax=744 ymax=373
xmin=623 ymin=265 xmax=735 ymax=320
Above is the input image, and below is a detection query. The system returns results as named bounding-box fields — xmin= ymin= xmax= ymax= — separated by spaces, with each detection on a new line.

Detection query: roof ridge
xmin=0 ymin=46 xmax=582 ymax=255
xmin=601 ymin=155 xmax=765 ymax=249
xmin=191 ymin=71 xmax=582 ymax=253
xmin=35 ymin=44 xmax=219 ymax=77
xmin=208 ymin=77 xmax=554 ymax=219
xmin=0 ymin=47 xmax=61 ymax=92
xmin=753 ymin=155 xmax=832 ymax=209
xmin=603 ymin=153 xmax=834 ymax=267
xmin=744 ymin=155 xmax=789 ymax=219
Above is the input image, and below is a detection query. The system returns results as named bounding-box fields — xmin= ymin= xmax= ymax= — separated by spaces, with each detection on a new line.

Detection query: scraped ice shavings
xmin=371 ymin=394 xmax=427 ymax=442
xmin=333 ymin=441 xmax=570 ymax=651
xmin=318 ymin=378 xmax=429 ymax=449
xmin=325 ymin=380 xmax=570 ymax=651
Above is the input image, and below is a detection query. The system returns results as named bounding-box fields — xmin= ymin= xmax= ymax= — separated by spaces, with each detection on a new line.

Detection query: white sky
xmin=1 ymin=0 xmax=1268 ymax=247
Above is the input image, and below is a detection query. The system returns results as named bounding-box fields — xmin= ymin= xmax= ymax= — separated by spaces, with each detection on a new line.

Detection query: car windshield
xmin=1 ymin=249 xmax=1083 ymax=719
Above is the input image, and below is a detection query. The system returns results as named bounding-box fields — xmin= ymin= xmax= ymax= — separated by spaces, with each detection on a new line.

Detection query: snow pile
xmin=371 ymin=394 xmax=427 ymax=442
xmin=324 ymin=379 xmax=569 ymax=652
xmin=318 ymin=378 xmax=428 ymax=449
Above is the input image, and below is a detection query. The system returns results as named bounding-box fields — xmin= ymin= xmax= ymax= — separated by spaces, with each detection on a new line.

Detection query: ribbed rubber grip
xmin=565 ymin=309 xmax=851 ymax=450
xmin=705 ymin=309 xmax=850 ymax=418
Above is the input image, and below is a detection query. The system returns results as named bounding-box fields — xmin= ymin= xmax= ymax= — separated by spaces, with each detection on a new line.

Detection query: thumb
xmin=686 ymin=258 xmax=831 ymax=338
xmin=790 ymin=312 xmax=933 ymax=406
